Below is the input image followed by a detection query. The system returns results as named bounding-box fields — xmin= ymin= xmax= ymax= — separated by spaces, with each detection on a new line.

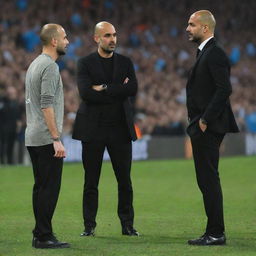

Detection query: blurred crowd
xmin=1 ymin=0 xmax=256 ymax=164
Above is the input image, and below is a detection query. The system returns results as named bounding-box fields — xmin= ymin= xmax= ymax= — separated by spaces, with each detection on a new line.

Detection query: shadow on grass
xmin=90 ymin=234 xmax=256 ymax=252
xmin=229 ymin=236 xmax=256 ymax=250
xmin=94 ymin=234 xmax=189 ymax=245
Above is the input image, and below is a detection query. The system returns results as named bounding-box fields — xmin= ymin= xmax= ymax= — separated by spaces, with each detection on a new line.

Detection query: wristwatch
xmin=200 ymin=118 xmax=207 ymax=125
xmin=102 ymin=84 xmax=108 ymax=90
xmin=52 ymin=137 xmax=61 ymax=142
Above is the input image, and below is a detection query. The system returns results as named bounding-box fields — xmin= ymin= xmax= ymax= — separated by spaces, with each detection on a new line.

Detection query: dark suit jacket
xmin=72 ymin=52 xmax=138 ymax=142
xmin=186 ymin=38 xmax=239 ymax=136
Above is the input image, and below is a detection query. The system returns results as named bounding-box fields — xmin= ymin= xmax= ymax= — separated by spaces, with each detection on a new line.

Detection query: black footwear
xmin=122 ymin=226 xmax=140 ymax=236
xmin=80 ymin=227 xmax=95 ymax=236
xmin=32 ymin=236 xmax=37 ymax=247
xmin=34 ymin=235 xmax=70 ymax=249
xmin=188 ymin=234 xmax=226 ymax=246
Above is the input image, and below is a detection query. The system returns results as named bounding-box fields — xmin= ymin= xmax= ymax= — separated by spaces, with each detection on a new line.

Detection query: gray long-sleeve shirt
xmin=25 ymin=53 xmax=64 ymax=146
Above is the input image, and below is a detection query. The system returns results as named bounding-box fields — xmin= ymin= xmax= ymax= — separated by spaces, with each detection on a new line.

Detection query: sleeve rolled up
xmin=41 ymin=95 xmax=54 ymax=108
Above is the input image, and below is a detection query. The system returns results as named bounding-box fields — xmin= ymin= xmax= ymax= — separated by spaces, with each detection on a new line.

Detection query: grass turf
xmin=0 ymin=156 xmax=256 ymax=256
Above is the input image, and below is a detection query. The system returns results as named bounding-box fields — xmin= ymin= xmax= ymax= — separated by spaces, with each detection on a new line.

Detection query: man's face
xmin=56 ymin=27 xmax=69 ymax=56
xmin=95 ymin=24 xmax=117 ymax=54
xmin=186 ymin=14 xmax=205 ymax=44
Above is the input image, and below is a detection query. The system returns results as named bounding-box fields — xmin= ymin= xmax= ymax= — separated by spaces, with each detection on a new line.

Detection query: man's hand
xmin=199 ymin=119 xmax=207 ymax=132
xmin=53 ymin=141 xmax=66 ymax=158
xmin=92 ymin=85 xmax=106 ymax=91
xmin=123 ymin=77 xmax=129 ymax=84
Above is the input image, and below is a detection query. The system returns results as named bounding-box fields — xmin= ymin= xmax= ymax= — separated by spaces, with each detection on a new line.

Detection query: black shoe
xmin=32 ymin=236 xmax=37 ymax=247
xmin=34 ymin=235 xmax=70 ymax=249
xmin=188 ymin=234 xmax=226 ymax=246
xmin=80 ymin=227 xmax=95 ymax=237
xmin=122 ymin=226 xmax=139 ymax=236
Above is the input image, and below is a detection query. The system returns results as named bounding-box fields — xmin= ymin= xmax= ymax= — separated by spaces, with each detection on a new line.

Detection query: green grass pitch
xmin=0 ymin=156 xmax=256 ymax=256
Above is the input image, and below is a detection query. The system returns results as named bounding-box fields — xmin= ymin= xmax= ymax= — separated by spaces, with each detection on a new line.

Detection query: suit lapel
xmin=188 ymin=38 xmax=216 ymax=80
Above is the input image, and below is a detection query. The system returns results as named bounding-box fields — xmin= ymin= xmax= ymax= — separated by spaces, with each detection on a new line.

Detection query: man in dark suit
xmin=185 ymin=10 xmax=239 ymax=245
xmin=72 ymin=21 xmax=139 ymax=236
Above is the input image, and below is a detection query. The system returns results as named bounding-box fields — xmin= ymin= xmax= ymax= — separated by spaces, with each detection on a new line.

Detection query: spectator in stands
xmin=2 ymin=86 xmax=21 ymax=164
xmin=0 ymin=84 xmax=8 ymax=164
xmin=244 ymin=105 xmax=256 ymax=155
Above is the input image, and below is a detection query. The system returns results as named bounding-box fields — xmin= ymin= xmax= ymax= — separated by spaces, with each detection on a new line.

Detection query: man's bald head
xmin=40 ymin=24 xmax=63 ymax=46
xmin=192 ymin=10 xmax=216 ymax=33
xmin=94 ymin=21 xmax=115 ymax=36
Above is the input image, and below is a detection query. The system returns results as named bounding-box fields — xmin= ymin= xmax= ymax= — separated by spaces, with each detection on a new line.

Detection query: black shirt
xmin=98 ymin=54 xmax=125 ymax=127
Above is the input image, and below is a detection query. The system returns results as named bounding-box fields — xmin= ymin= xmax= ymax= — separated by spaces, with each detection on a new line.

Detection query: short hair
xmin=196 ymin=10 xmax=216 ymax=32
xmin=40 ymin=24 xmax=61 ymax=46
xmin=94 ymin=21 xmax=113 ymax=36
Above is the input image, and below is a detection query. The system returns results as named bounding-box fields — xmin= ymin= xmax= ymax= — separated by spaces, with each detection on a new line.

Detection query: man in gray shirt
xmin=25 ymin=24 xmax=70 ymax=249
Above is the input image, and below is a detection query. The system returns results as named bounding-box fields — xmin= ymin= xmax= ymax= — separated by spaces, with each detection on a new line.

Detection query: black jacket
xmin=72 ymin=52 xmax=138 ymax=142
xmin=186 ymin=38 xmax=239 ymax=135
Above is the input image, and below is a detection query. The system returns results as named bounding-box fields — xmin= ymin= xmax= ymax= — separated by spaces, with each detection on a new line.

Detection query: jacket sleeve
xmin=77 ymin=58 xmax=113 ymax=104
xmin=105 ymin=58 xmax=138 ymax=98
xmin=202 ymin=48 xmax=232 ymax=123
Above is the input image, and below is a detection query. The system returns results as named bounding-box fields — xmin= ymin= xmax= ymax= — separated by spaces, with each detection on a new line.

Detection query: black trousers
xmin=190 ymin=130 xmax=225 ymax=236
xmin=0 ymin=129 xmax=16 ymax=164
xmin=81 ymin=125 xmax=134 ymax=229
xmin=27 ymin=144 xmax=63 ymax=241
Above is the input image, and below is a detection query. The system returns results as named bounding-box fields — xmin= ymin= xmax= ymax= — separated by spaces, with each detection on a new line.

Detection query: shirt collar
xmin=198 ymin=36 xmax=214 ymax=51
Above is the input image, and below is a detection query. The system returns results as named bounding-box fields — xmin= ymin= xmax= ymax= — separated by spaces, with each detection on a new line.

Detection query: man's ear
xmin=51 ymin=38 xmax=58 ymax=47
xmin=203 ymin=25 xmax=208 ymax=33
xmin=94 ymin=35 xmax=99 ymax=44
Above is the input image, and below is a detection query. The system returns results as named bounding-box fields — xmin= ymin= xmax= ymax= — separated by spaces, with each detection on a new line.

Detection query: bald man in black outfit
xmin=186 ymin=10 xmax=239 ymax=246
xmin=73 ymin=21 xmax=139 ymax=237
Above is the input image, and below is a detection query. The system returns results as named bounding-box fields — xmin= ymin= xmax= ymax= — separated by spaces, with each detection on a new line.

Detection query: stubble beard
xmin=102 ymin=45 xmax=115 ymax=54
xmin=57 ymin=46 xmax=66 ymax=56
